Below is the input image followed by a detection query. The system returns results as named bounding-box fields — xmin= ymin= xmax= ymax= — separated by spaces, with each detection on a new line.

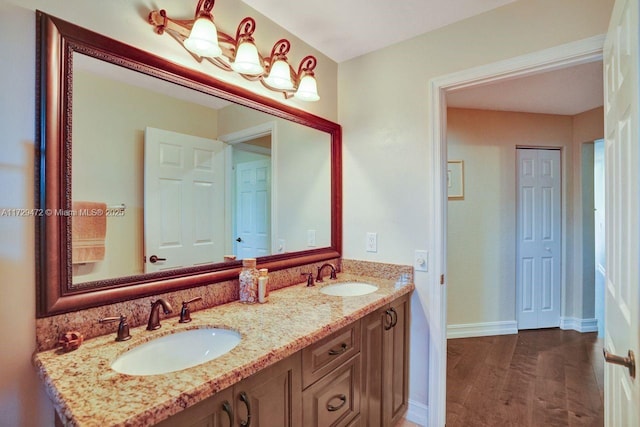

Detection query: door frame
xmin=426 ymin=35 xmax=604 ymax=426
xmin=219 ymin=122 xmax=278 ymax=256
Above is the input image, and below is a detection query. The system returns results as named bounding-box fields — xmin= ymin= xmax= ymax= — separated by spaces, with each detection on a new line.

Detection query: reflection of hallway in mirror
xmin=446 ymin=329 xmax=604 ymax=426
xmin=235 ymin=158 xmax=271 ymax=259
xmin=230 ymin=133 xmax=272 ymax=259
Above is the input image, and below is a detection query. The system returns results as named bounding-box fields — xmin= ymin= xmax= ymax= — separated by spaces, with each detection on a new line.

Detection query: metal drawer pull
xmin=384 ymin=309 xmax=393 ymax=330
xmin=328 ymin=343 xmax=348 ymax=356
xmin=326 ymin=394 xmax=347 ymax=412
xmin=390 ymin=307 xmax=398 ymax=328
xmin=222 ymin=401 xmax=233 ymax=427
xmin=239 ymin=391 xmax=252 ymax=426
xmin=603 ymin=349 xmax=636 ymax=379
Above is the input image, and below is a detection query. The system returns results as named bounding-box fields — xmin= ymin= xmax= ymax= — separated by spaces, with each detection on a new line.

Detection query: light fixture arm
xmin=235 ymin=17 xmax=257 ymax=43
xmin=194 ymin=0 xmax=215 ymax=19
xmin=268 ymin=39 xmax=291 ymax=62
xmin=297 ymin=55 xmax=317 ymax=77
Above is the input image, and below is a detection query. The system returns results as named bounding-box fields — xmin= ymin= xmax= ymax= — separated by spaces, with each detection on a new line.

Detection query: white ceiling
xmin=240 ymin=0 xmax=603 ymax=116
xmin=241 ymin=0 xmax=517 ymax=63
xmin=447 ymin=60 xmax=604 ymax=116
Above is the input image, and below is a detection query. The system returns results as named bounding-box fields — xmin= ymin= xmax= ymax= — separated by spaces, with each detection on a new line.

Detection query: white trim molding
xmin=447 ymin=321 xmax=518 ymax=339
xmin=406 ymin=399 xmax=429 ymax=426
xmin=560 ymin=317 xmax=598 ymax=333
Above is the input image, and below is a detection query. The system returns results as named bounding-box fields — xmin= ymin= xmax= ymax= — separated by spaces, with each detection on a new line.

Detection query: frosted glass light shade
xmin=231 ymin=41 xmax=264 ymax=75
xmin=294 ymin=74 xmax=320 ymax=101
xmin=264 ymin=59 xmax=294 ymax=90
xmin=184 ymin=16 xmax=222 ymax=57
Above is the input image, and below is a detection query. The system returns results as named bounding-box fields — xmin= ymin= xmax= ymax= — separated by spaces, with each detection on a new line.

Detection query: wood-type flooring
xmin=447 ymin=329 xmax=604 ymax=427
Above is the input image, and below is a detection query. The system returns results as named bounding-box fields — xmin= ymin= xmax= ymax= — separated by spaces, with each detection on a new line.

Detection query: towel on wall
xmin=72 ymin=201 xmax=107 ymax=264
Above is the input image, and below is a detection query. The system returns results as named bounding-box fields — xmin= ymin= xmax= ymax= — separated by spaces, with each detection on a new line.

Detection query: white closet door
xmin=516 ymin=148 xmax=561 ymax=330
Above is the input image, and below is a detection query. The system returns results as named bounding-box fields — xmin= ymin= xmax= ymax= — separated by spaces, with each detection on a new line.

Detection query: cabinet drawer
xmin=302 ymin=321 xmax=361 ymax=388
xmin=303 ymin=354 xmax=361 ymax=427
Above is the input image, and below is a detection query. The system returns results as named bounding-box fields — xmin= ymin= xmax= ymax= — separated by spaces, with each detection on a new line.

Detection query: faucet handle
xmin=179 ymin=297 xmax=203 ymax=323
xmin=98 ymin=314 xmax=131 ymax=342
xmin=301 ymin=272 xmax=314 ymax=287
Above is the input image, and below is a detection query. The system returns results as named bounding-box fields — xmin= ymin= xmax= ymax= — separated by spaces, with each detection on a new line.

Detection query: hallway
xmin=447 ymin=329 xmax=604 ymax=426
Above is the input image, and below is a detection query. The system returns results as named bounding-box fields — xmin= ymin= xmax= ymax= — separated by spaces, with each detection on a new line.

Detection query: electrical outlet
xmin=366 ymin=232 xmax=378 ymax=252
xmin=414 ymin=250 xmax=428 ymax=272
xmin=307 ymin=229 xmax=316 ymax=247
xmin=278 ymin=239 xmax=286 ymax=253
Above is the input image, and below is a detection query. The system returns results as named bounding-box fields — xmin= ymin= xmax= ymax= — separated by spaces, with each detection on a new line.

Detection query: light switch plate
xmin=414 ymin=250 xmax=428 ymax=272
xmin=307 ymin=229 xmax=316 ymax=247
xmin=366 ymin=232 xmax=378 ymax=252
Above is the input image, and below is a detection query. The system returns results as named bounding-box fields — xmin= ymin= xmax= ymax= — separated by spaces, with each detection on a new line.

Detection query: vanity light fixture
xmin=148 ymin=0 xmax=320 ymax=101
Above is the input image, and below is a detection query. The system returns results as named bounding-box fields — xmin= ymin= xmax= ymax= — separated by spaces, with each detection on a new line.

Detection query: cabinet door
xmin=360 ymin=306 xmax=387 ymax=427
xmin=155 ymin=388 xmax=234 ymax=427
xmin=302 ymin=354 xmax=361 ymax=427
xmin=383 ymin=294 xmax=410 ymax=426
xmin=234 ymin=352 xmax=302 ymax=427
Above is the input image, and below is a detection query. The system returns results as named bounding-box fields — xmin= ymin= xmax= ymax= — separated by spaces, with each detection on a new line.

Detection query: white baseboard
xmin=560 ymin=317 xmax=598 ymax=333
xmin=447 ymin=321 xmax=518 ymax=339
xmin=406 ymin=399 xmax=428 ymax=426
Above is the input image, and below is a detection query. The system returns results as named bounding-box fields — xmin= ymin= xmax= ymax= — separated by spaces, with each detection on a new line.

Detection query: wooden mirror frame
xmin=36 ymin=11 xmax=342 ymax=317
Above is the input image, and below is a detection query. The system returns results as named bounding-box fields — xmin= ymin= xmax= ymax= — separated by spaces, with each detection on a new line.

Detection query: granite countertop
xmin=34 ymin=274 xmax=414 ymax=427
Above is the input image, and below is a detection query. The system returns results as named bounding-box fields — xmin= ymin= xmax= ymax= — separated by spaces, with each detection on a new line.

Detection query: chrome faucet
xmin=147 ymin=298 xmax=173 ymax=330
xmin=316 ymin=263 xmax=337 ymax=282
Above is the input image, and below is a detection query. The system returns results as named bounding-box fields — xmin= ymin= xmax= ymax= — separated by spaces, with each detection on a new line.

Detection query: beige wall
xmin=72 ymin=71 xmax=219 ymax=283
xmin=446 ymin=107 xmax=604 ymax=328
xmin=0 ymin=1 xmax=337 ymax=425
xmin=446 ymin=108 xmax=575 ymax=326
xmin=339 ymin=0 xmax=613 ymax=410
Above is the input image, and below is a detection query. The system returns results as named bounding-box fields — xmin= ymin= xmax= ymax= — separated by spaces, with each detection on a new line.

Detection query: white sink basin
xmin=320 ymin=282 xmax=378 ymax=297
xmin=111 ymin=328 xmax=241 ymax=376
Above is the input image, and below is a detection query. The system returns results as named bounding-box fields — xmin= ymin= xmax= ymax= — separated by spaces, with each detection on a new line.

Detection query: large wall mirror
xmin=36 ymin=11 xmax=342 ymax=316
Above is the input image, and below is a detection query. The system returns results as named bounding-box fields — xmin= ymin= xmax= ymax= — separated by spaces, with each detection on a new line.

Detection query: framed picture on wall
xmin=447 ymin=160 xmax=464 ymax=200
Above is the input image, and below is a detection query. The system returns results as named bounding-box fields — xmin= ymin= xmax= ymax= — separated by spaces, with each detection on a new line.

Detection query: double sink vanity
xmin=33 ymin=9 xmax=414 ymax=427
xmin=35 ymin=274 xmax=413 ymax=426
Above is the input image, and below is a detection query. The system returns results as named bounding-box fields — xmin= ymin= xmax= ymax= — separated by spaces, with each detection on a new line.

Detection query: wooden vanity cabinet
xmin=302 ymin=322 xmax=362 ymax=427
xmin=156 ymin=353 xmax=301 ymax=427
xmin=360 ymin=293 xmax=410 ymax=427
xmin=156 ymin=388 xmax=234 ymax=427
xmin=155 ymin=293 xmax=410 ymax=427
xmin=233 ymin=352 xmax=302 ymax=426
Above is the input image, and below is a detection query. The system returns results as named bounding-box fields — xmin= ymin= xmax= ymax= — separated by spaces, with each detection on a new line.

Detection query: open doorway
xmin=425 ymin=36 xmax=606 ymax=426
xmin=219 ymin=122 xmax=277 ymax=259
